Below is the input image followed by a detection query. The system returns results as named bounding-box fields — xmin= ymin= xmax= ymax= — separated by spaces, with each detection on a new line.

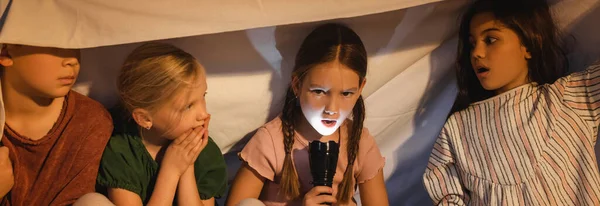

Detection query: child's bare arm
xmin=145 ymin=166 xmax=181 ymax=206
xmin=201 ymin=197 xmax=215 ymax=206
xmin=148 ymin=127 xmax=207 ymax=206
xmin=358 ymin=170 xmax=389 ymax=206
xmin=107 ymin=188 xmax=144 ymax=206
xmin=225 ymin=163 xmax=266 ymax=206
xmin=176 ymin=118 xmax=212 ymax=206
xmin=176 ymin=166 xmax=204 ymax=206
xmin=106 ymin=164 xmax=181 ymax=206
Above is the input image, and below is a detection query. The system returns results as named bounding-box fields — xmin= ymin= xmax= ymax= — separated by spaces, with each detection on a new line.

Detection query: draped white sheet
xmin=1 ymin=0 xmax=599 ymax=205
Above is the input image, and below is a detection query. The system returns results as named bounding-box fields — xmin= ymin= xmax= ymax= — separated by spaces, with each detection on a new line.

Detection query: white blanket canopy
xmin=1 ymin=0 xmax=599 ymax=205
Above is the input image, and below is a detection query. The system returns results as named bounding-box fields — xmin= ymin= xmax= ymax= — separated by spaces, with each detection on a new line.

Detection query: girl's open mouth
xmin=321 ymin=120 xmax=337 ymax=128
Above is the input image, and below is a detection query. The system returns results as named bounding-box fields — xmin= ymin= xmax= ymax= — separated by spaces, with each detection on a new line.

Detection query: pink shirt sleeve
xmin=355 ymin=128 xmax=385 ymax=183
xmin=239 ymin=127 xmax=278 ymax=181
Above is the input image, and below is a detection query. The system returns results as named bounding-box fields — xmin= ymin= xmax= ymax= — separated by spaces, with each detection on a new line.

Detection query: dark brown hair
xmin=279 ymin=23 xmax=367 ymax=204
xmin=452 ymin=0 xmax=568 ymax=113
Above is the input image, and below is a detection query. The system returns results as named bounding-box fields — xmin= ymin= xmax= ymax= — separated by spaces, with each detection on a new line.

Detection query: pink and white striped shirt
xmin=424 ymin=63 xmax=600 ymax=205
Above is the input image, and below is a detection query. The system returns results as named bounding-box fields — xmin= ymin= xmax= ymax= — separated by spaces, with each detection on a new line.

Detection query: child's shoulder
xmin=439 ymin=111 xmax=465 ymax=134
xmin=342 ymin=119 xmax=378 ymax=147
xmin=261 ymin=116 xmax=283 ymax=134
xmin=203 ymin=136 xmax=223 ymax=155
xmin=243 ymin=117 xmax=284 ymax=151
xmin=357 ymin=124 xmax=376 ymax=146
xmin=104 ymin=111 xmax=139 ymax=153
xmin=343 ymin=119 xmax=373 ymax=138
xmin=97 ymin=129 xmax=146 ymax=191
xmin=106 ymin=105 xmax=135 ymax=135
xmin=196 ymin=136 xmax=225 ymax=163
xmin=246 ymin=116 xmax=284 ymax=142
xmin=70 ymin=91 xmax=112 ymax=123
xmin=103 ymin=128 xmax=140 ymax=160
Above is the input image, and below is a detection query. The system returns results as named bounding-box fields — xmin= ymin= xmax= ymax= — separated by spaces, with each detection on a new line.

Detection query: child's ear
xmin=521 ymin=45 xmax=532 ymax=60
xmin=132 ymin=108 xmax=153 ymax=130
xmin=358 ymin=78 xmax=367 ymax=93
xmin=0 ymin=44 xmax=14 ymax=67
xmin=291 ymin=76 xmax=300 ymax=97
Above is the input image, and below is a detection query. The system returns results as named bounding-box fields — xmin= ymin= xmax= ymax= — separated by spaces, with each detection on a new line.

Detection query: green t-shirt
xmin=96 ymin=113 xmax=227 ymax=205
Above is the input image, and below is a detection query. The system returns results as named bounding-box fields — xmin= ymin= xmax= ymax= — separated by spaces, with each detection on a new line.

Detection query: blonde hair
xmin=117 ymin=42 xmax=204 ymax=114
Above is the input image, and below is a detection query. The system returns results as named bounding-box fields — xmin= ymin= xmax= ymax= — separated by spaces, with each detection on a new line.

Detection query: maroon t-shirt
xmin=1 ymin=91 xmax=113 ymax=206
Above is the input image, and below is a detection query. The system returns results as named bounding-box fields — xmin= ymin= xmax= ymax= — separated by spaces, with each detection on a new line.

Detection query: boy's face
xmin=0 ymin=45 xmax=81 ymax=98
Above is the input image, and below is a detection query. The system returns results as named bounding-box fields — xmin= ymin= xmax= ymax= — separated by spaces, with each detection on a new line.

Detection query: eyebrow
xmin=183 ymin=95 xmax=199 ymax=105
xmin=481 ymin=27 xmax=501 ymax=35
xmin=309 ymin=84 xmax=358 ymax=91
xmin=470 ymin=27 xmax=502 ymax=38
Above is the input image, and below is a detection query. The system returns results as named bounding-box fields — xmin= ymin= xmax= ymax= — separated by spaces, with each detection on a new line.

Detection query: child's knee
xmin=236 ymin=198 xmax=266 ymax=206
xmin=73 ymin=193 xmax=114 ymax=206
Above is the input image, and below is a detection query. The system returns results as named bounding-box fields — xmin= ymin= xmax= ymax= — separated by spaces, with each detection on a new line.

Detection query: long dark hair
xmin=451 ymin=0 xmax=568 ymax=113
xmin=279 ymin=23 xmax=367 ymax=204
